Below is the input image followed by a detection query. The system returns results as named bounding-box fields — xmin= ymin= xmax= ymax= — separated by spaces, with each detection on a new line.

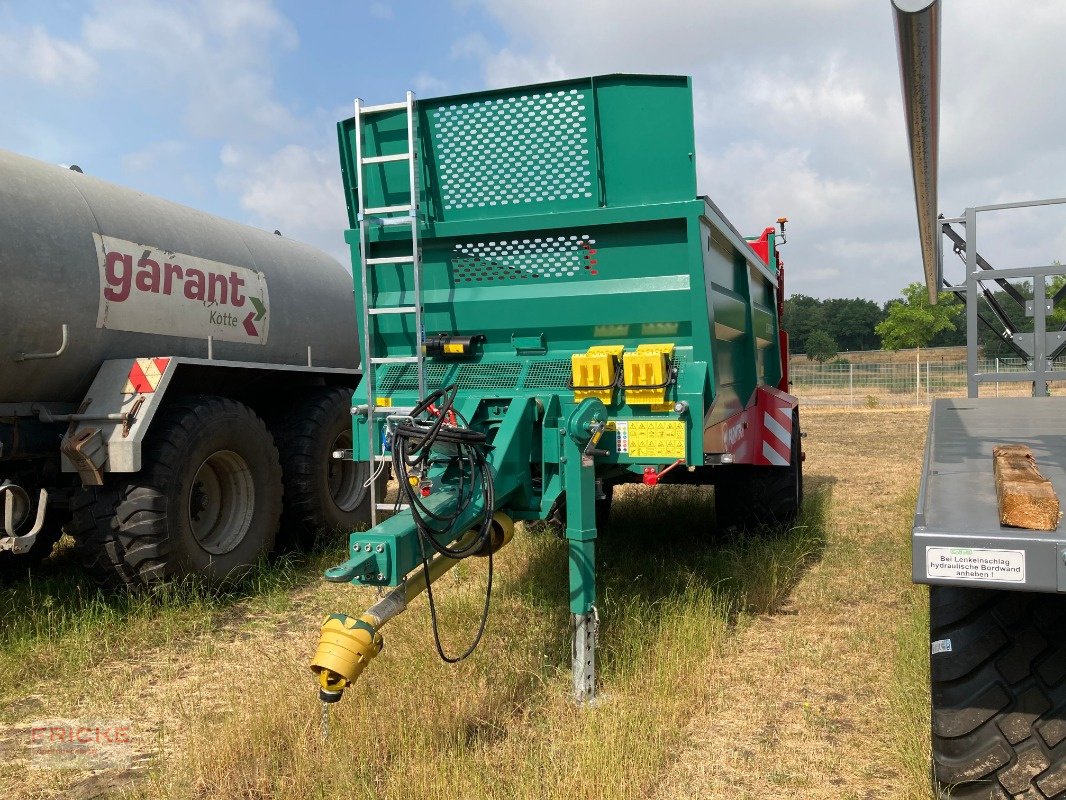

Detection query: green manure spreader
xmin=311 ymin=75 xmax=803 ymax=704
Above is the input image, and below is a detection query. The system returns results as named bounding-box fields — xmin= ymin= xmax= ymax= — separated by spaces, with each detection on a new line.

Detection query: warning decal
xmin=926 ymin=546 xmax=1026 ymax=584
xmin=123 ymin=357 xmax=171 ymax=394
xmin=626 ymin=420 xmax=686 ymax=459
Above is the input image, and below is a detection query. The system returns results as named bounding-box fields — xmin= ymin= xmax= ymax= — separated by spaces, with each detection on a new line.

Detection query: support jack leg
xmin=572 ymin=606 xmax=598 ymax=703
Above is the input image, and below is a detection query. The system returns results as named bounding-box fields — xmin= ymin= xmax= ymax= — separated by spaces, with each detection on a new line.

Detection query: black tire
xmin=269 ymin=387 xmax=380 ymax=549
xmin=930 ymin=585 xmax=1066 ymax=799
xmin=714 ymin=409 xmax=802 ymax=530
xmin=67 ymin=396 xmax=283 ymax=587
xmin=67 ymin=485 xmax=128 ymax=585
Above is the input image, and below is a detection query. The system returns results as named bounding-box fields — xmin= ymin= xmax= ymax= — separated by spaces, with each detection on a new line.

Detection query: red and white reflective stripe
xmin=122 ymin=357 xmax=171 ymax=394
xmin=761 ymin=410 xmax=791 ymax=465
xmin=755 ymin=388 xmax=795 ymax=466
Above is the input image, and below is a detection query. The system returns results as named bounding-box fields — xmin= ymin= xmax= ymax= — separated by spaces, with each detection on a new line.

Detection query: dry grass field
xmin=0 ymin=409 xmax=932 ymax=799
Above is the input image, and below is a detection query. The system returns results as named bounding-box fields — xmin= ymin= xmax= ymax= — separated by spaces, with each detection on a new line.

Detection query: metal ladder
xmin=353 ymin=91 xmax=426 ymax=524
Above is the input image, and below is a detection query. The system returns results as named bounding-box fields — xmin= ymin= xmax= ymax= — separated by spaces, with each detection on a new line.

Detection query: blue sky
xmin=2 ymin=0 xmax=1065 ymax=302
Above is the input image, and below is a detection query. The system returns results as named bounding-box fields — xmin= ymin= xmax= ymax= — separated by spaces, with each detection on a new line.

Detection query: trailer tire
xmin=269 ymin=387 xmax=380 ymax=549
xmin=929 ymin=585 xmax=1066 ymax=799
xmin=69 ymin=396 xmax=283 ymax=587
xmin=67 ymin=486 xmax=129 ymax=585
xmin=714 ymin=410 xmax=802 ymax=531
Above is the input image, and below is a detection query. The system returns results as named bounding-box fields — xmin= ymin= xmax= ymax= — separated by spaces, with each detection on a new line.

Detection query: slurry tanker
xmin=0 ymin=149 xmax=373 ymax=584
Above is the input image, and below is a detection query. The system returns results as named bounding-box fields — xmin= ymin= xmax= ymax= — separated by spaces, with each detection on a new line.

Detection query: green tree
xmin=875 ymin=282 xmax=962 ymax=352
xmin=782 ymin=294 xmax=826 ymax=354
xmin=805 ymin=329 xmax=838 ymax=363
xmin=821 ymin=297 xmax=885 ymax=351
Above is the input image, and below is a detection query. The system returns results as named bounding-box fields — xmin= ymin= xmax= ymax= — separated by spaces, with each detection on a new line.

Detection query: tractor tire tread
xmin=931 ymin=586 xmax=1066 ymax=798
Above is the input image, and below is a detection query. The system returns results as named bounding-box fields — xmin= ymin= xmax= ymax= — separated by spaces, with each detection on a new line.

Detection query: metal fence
xmin=790 ymin=357 xmax=1066 ymax=408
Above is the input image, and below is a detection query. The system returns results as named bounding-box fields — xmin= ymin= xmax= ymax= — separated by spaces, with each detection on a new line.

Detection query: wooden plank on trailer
xmin=993 ymin=444 xmax=1061 ymax=531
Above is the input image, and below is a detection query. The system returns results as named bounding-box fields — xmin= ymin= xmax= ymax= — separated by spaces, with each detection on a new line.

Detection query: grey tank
xmin=0 ymin=148 xmax=358 ymax=403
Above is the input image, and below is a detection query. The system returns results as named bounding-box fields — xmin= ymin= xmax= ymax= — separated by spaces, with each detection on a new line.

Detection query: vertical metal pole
xmin=563 ymin=424 xmax=599 ymax=704
xmin=916 ymin=348 xmax=920 ymax=406
xmin=926 ymin=361 xmax=930 ymax=402
xmin=406 ymin=90 xmax=425 ymax=401
xmin=849 ymin=363 xmax=854 ymax=408
xmin=1033 ymin=274 xmax=1049 ymax=397
xmin=354 ymin=98 xmax=378 ymax=527
xmin=996 ymin=357 xmax=1000 ymax=397
xmin=965 ymin=207 xmax=979 ymax=398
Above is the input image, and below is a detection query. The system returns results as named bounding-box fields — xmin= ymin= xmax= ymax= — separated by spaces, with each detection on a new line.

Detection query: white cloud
xmin=463 ymin=0 xmax=1066 ymax=300
xmin=413 ymin=72 xmax=449 ymax=96
xmin=0 ymin=26 xmax=98 ymax=87
xmin=81 ymin=0 xmax=300 ymax=140
xmin=218 ymin=143 xmax=350 ymax=266
xmin=122 ymin=140 xmax=187 ymax=173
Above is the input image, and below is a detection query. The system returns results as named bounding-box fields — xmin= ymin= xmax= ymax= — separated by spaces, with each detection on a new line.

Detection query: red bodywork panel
xmin=704 ymin=385 xmax=798 ymax=466
xmin=748 ymin=226 xmax=775 ymax=265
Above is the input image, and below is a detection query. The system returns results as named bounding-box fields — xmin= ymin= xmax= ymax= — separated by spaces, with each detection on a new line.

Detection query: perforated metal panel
xmin=451 ymin=235 xmax=598 ymax=282
xmin=432 ymin=89 xmax=593 ymax=212
xmin=523 ymin=360 xmax=572 ymax=389
xmin=453 ymin=363 xmax=523 ymax=389
xmin=377 ymin=362 xmax=525 ymax=393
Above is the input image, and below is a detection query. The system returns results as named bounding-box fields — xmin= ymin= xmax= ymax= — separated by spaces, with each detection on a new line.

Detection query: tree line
xmin=786 ymin=279 xmax=1066 ymax=362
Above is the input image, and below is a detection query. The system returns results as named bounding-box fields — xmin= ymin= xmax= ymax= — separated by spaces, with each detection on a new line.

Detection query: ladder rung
xmin=373 ymin=406 xmax=414 ymax=415
xmin=361 ymin=101 xmax=407 ymax=114
xmin=376 ymin=503 xmax=410 ymax=511
xmin=366 ymin=256 xmax=415 ymax=265
xmin=362 ymin=215 xmax=417 ymax=228
xmin=370 ymin=356 xmax=420 ymax=364
xmin=373 ymin=454 xmax=392 ymax=462
xmin=364 ymin=204 xmax=413 ymax=215
xmin=368 ymin=306 xmax=417 ymax=316
xmin=362 ymin=153 xmax=411 ymax=165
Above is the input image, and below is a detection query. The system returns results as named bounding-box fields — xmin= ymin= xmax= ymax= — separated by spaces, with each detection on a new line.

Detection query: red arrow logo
xmin=243 ymin=312 xmax=258 ymax=337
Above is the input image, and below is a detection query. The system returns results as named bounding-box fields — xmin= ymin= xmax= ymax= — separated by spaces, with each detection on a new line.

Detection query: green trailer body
xmin=312 ymin=74 xmax=801 ymax=704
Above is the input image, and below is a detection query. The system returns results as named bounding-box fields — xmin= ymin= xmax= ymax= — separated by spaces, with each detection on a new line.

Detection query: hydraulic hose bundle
xmin=388 ymin=384 xmax=496 ymax=661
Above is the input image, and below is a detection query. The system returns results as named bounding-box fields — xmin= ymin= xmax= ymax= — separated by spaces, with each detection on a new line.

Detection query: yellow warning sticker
xmin=626 ymin=420 xmax=687 ymax=459
xmin=444 ymin=343 xmax=465 ymax=354
xmin=375 ymin=397 xmax=393 ymax=407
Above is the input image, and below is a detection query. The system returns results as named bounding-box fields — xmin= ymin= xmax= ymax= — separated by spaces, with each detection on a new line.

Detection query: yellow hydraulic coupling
xmin=310 ymin=613 xmax=383 ymax=703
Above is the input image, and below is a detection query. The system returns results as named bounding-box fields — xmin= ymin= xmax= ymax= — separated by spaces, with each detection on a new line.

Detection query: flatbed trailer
xmin=915 ymin=398 xmax=1066 ymax=593
xmin=894 ymin=2 xmax=1066 ymax=797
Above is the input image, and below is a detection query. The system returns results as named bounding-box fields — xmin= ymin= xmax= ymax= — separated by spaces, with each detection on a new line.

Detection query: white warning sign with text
xmin=95 ymin=234 xmax=269 ymax=344
xmin=926 ymin=546 xmax=1026 ymax=584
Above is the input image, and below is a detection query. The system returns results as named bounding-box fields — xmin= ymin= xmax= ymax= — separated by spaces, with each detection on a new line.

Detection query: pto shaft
xmin=310 ymin=512 xmax=514 ymax=702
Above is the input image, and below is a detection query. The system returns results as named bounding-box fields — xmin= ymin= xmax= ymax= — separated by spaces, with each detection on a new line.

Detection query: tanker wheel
xmin=269 ymin=386 xmax=382 ymax=549
xmin=714 ymin=410 xmax=802 ymax=531
xmin=929 ymin=585 xmax=1066 ymax=799
xmin=69 ymin=396 xmax=282 ymax=587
